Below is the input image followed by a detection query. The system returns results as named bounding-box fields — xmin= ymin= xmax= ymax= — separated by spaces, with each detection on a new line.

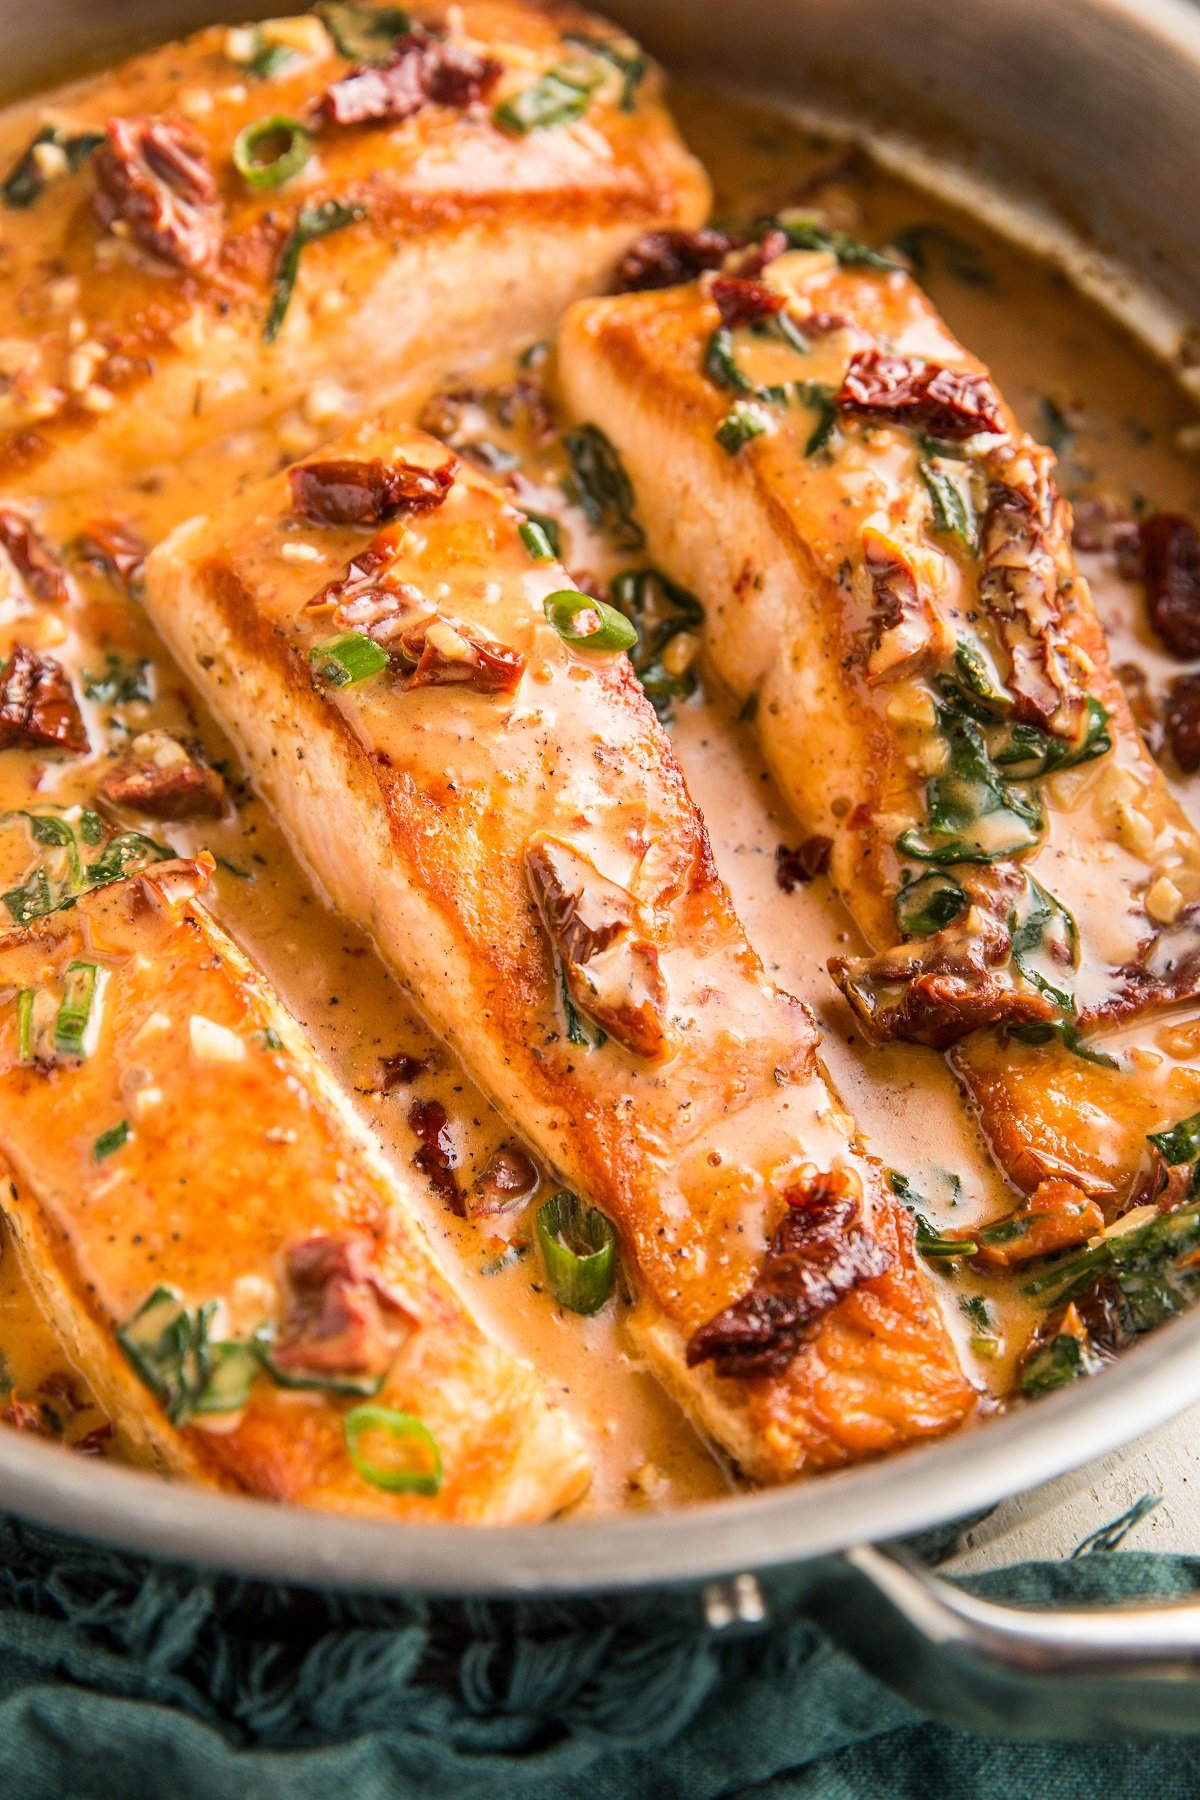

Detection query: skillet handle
xmin=803 ymin=1543 xmax=1200 ymax=1739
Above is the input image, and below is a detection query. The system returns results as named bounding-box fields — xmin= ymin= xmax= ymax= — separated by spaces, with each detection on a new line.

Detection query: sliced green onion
xmin=93 ymin=1119 xmax=131 ymax=1162
xmin=310 ymin=630 xmax=389 ymax=687
xmin=318 ymin=2 xmax=412 ymax=63
xmin=716 ymin=402 xmax=770 ymax=455
xmin=117 ymin=1287 xmax=215 ymax=1426
xmin=54 ymin=961 xmax=103 ymax=1060
xmin=265 ymin=198 xmax=367 ymax=344
xmin=343 ymin=1403 xmax=443 ymax=1494
xmin=494 ymin=62 xmax=601 ymax=134
xmin=15 ymin=988 xmax=35 ymax=1062
xmin=536 ymin=1190 xmax=617 ymax=1314
xmin=194 ymin=1340 xmax=260 ymax=1414
xmin=543 ymin=590 xmax=638 ymax=653
xmin=233 ymin=116 xmax=312 ymax=190
xmin=519 ymin=518 xmax=558 ymax=561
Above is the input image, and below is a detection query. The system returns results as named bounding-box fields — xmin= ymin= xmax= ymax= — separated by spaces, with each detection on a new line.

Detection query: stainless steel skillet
xmin=2 ymin=0 xmax=1200 ymax=1738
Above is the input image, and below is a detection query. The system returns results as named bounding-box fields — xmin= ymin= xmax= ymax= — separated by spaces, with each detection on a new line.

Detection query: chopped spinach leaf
xmin=562 ymin=425 xmax=644 ymax=549
xmin=562 ymin=30 xmax=645 ymax=109
xmin=1024 ymin=1200 xmax=1200 ymax=1341
xmin=609 ymin=567 xmax=703 ymax=719
xmin=890 ymin=222 xmax=992 ymax=288
xmin=1010 ymin=874 xmax=1077 ymax=1012
xmin=894 ymin=869 xmax=967 ymax=939
xmin=896 ymin=705 xmax=1043 ymax=865
xmin=2 ymin=125 xmax=104 ymax=209
xmin=770 ymin=212 xmax=900 ymax=271
xmin=265 ymin=199 xmax=367 ymax=344
xmin=1039 ymin=395 xmax=1075 ymax=458
xmin=991 ymin=697 xmax=1112 ymax=779
xmin=1021 ymin=1333 xmax=1095 ymax=1396
xmin=495 ymin=60 xmax=601 ymax=133
xmin=919 ymin=457 xmax=977 ymax=552
xmin=1148 ymin=1109 xmax=1200 ymax=1166
xmin=1009 ymin=1018 xmax=1120 ymax=1069
xmin=317 ymin=3 xmax=411 ymax=61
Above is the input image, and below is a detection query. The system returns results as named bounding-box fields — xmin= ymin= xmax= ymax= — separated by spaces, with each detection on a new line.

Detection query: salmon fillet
xmin=556 ymin=240 xmax=1200 ymax=1203
xmin=0 ymin=850 xmax=590 ymax=1522
xmin=144 ymin=418 xmax=975 ymax=1482
xmin=0 ymin=1 xmax=708 ymax=500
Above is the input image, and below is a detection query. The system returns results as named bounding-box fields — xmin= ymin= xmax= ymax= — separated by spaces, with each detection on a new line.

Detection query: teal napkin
xmin=0 ymin=1508 xmax=1197 ymax=1799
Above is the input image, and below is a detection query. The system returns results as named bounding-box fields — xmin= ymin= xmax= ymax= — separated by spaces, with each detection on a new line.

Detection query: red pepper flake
xmin=686 ymin=1173 xmax=892 ymax=1379
xmin=409 ymin=1097 xmax=462 ymax=1212
xmin=76 ymin=517 xmax=148 ymax=593
xmin=835 ymin=349 xmax=1004 ymax=441
xmin=0 ymin=644 xmax=88 ymax=755
xmin=93 ymin=115 xmax=221 ymax=272
xmin=290 ymin=454 xmax=457 ymax=527
xmin=709 ymin=274 xmax=785 ymax=329
xmin=1165 ymin=671 xmax=1200 ymax=773
xmin=775 ymin=837 xmax=832 ymax=891
xmin=615 ymin=227 xmax=738 ymax=292
xmin=0 ymin=507 xmax=70 ymax=604
xmin=321 ymin=28 xmax=502 ymax=127
xmin=1140 ymin=513 xmax=1200 ymax=659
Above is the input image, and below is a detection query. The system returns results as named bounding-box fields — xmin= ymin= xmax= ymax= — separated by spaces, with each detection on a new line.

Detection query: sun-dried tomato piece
xmin=75 ymin=1422 xmax=114 ymax=1456
xmin=709 ymin=274 xmax=785 ymax=329
xmin=1140 ymin=513 xmax=1200 ymax=659
xmin=76 ymin=517 xmax=148 ymax=593
xmin=775 ymin=836 xmax=832 ymax=891
xmin=0 ymin=507 xmax=70 ymax=604
xmin=836 ymin=349 xmax=1004 ymax=441
xmin=731 ymin=228 xmax=790 ymax=280
xmin=409 ymin=1097 xmax=462 ymax=1211
xmin=861 ymin=524 xmax=954 ymax=683
xmin=373 ymin=1051 xmax=427 ymax=1092
xmin=322 ymin=28 xmax=501 ymax=126
xmin=687 ymin=1173 xmax=892 ymax=1379
xmin=527 ymin=836 xmax=669 ymax=1058
xmin=99 ymin=730 xmax=226 ymax=820
xmin=1166 ymin=671 xmax=1200 ymax=773
xmin=471 ymin=1145 xmax=539 ymax=1215
xmin=395 ymin=613 xmax=526 ymax=695
xmin=615 ymin=227 xmax=738 ymax=292
xmin=831 ymin=868 xmax=1059 ymax=1048
xmin=290 ymin=455 xmax=457 ymax=527
xmin=94 ymin=115 xmax=221 ymax=272
xmin=1 ymin=1390 xmax=44 ymax=1432
xmin=273 ymin=1233 xmax=415 ymax=1381
xmin=0 ymin=644 xmax=88 ymax=755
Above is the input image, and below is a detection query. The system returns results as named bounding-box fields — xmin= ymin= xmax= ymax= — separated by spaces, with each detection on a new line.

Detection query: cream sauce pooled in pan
xmin=0 ymin=79 xmax=1198 ymax=1512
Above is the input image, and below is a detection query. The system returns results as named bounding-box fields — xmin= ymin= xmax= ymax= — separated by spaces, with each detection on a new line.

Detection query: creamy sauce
xmin=0 ymin=74 xmax=1198 ymax=1508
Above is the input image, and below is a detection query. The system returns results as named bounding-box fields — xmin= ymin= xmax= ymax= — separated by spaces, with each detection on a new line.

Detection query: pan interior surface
xmin=0 ymin=0 xmax=1197 ymax=1590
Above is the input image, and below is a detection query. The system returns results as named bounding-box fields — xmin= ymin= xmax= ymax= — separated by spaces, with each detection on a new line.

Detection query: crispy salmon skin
xmin=145 ymin=417 xmax=975 ymax=1482
xmin=557 ymin=237 xmax=1200 ymax=1204
xmin=0 ymin=2 xmax=708 ymax=498
xmin=0 ymin=854 xmax=590 ymax=1521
